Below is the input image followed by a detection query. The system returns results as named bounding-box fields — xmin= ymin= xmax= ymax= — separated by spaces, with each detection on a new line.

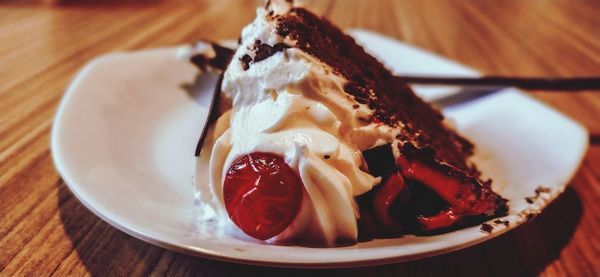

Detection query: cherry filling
xmin=417 ymin=208 xmax=461 ymax=231
xmin=364 ymin=144 xmax=506 ymax=234
xmin=372 ymin=172 xmax=406 ymax=230
xmin=396 ymin=156 xmax=498 ymax=216
xmin=223 ymin=153 xmax=303 ymax=240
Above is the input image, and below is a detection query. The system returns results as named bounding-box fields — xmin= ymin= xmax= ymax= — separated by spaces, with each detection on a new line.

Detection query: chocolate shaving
xmin=240 ymin=54 xmax=252 ymax=70
xmin=254 ymin=42 xmax=290 ymax=63
xmin=189 ymin=42 xmax=235 ymax=72
xmin=239 ymin=40 xmax=290 ymax=71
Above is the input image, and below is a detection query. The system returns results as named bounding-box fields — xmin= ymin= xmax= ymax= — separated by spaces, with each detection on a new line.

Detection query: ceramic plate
xmin=51 ymin=29 xmax=588 ymax=268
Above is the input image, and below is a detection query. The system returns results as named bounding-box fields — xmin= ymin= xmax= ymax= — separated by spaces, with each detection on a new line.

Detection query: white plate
xmin=51 ymin=29 xmax=588 ymax=268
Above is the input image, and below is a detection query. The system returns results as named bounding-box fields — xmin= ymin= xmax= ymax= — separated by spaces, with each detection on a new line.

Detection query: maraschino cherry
xmin=223 ymin=153 xmax=303 ymax=240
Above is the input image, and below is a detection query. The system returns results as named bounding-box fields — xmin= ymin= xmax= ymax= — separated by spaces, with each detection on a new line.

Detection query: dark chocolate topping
xmin=274 ymin=8 xmax=475 ymax=174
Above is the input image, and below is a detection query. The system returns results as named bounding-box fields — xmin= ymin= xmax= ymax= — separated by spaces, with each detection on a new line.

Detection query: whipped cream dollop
xmin=196 ymin=4 xmax=400 ymax=245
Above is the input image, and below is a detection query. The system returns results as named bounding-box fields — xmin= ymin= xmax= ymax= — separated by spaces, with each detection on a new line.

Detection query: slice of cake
xmin=191 ymin=0 xmax=508 ymax=246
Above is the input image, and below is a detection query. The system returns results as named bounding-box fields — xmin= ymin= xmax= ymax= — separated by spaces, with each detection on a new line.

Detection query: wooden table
xmin=2 ymin=0 xmax=599 ymax=275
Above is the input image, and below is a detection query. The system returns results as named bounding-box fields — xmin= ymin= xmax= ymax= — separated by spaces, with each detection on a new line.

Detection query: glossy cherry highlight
xmin=223 ymin=152 xmax=303 ymax=240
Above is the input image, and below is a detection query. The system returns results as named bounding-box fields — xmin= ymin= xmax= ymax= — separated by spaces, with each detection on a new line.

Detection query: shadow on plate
xmin=58 ymin=182 xmax=582 ymax=276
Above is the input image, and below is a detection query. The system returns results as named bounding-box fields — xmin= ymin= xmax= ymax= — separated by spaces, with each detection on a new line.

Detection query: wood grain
xmin=1 ymin=0 xmax=599 ymax=275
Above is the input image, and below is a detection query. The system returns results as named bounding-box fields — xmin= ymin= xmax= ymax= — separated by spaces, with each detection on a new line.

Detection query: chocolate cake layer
xmin=273 ymin=8 xmax=476 ymax=174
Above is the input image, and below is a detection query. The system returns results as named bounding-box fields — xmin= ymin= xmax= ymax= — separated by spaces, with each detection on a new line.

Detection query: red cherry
xmin=417 ymin=208 xmax=462 ymax=231
xmin=372 ymin=172 xmax=406 ymax=231
xmin=223 ymin=153 xmax=303 ymax=240
xmin=396 ymin=155 xmax=498 ymax=216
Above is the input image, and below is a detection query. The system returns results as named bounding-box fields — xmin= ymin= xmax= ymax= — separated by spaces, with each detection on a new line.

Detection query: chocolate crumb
xmin=494 ymin=219 xmax=510 ymax=227
xmin=535 ymin=186 xmax=551 ymax=194
xmin=526 ymin=185 xmax=551 ymax=204
xmin=480 ymin=223 xmax=493 ymax=233
xmin=352 ymin=104 xmax=359 ymax=109
xmin=324 ymin=155 xmax=330 ymax=159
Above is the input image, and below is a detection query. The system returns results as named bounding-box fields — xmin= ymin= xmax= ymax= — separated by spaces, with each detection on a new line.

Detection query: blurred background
xmin=3 ymin=0 xmax=600 ymax=128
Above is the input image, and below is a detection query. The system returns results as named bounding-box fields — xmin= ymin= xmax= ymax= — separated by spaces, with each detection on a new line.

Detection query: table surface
xmin=2 ymin=0 xmax=600 ymax=275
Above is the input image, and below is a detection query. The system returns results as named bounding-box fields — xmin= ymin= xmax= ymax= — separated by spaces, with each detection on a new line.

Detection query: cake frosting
xmin=199 ymin=3 xmax=402 ymax=245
